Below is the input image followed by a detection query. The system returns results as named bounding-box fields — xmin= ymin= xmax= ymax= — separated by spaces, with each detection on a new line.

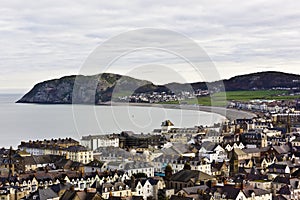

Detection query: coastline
xmin=14 ymin=95 xmax=257 ymax=121
xmin=100 ymin=102 xmax=257 ymax=121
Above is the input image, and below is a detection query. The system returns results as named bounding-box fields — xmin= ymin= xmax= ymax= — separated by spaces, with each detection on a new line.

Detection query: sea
xmin=0 ymin=94 xmax=225 ymax=148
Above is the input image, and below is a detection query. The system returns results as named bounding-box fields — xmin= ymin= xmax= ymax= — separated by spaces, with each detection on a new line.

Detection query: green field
xmin=162 ymin=90 xmax=300 ymax=106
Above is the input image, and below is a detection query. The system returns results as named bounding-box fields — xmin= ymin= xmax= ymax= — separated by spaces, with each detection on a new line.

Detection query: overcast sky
xmin=1 ymin=0 xmax=300 ymax=93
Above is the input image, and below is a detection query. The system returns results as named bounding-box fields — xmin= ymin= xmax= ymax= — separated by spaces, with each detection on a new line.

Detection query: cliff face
xmin=17 ymin=71 xmax=300 ymax=104
xmin=17 ymin=73 xmax=169 ymax=104
xmin=17 ymin=75 xmax=76 ymax=104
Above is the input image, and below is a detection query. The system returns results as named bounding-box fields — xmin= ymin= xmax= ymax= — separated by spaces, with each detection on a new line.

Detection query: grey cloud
xmin=0 ymin=0 xmax=299 ymax=91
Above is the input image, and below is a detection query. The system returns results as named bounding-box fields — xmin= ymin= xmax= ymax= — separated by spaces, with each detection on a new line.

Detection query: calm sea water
xmin=0 ymin=94 xmax=225 ymax=148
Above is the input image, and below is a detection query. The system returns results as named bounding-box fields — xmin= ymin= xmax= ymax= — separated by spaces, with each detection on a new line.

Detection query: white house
xmin=199 ymin=142 xmax=227 ymax=163
xmin=81 ymin=134 xmax=119 ymax=150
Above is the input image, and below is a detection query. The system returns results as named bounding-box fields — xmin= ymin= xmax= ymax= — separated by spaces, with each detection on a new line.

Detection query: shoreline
xmin=100 ymin=102 xmax=257 ymax=121
xmin=14 ymin=100 xmax=257 ymax=121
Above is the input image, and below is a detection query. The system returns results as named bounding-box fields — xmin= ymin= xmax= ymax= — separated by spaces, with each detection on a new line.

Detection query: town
xmin=0 ymin=100 xmax=300 ymax=200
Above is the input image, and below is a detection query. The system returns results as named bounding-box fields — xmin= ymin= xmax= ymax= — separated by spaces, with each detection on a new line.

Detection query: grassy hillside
xmin=162 ymin=90 xmax=300 ymax=106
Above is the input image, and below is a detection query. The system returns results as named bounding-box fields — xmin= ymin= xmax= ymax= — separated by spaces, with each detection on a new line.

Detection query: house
xmin=25 ymin=188 xmax=59 ymax=200
xmin=18 ymin=138 xmax=79 ymax=156
xmin=272 ymin=176 xmax=291 ymax=192
xmin=231 ymin=148 xmax=251 ymax=161
xmin=171 ymin=157 xmax=211 ymax=175
xmin=94 ymin=147 xmax=134 ymax=162
xmin=124 ymin=161 xmax=155 ymax=177
xmin=276 ymin=178 xmax=300 ymax=200
xmin=166 ymin=169 xmax=216 ymax=192
xmin=224 ymin=142 xmax=245 ymax=152
xmin=65 ymin=145 xmax=93 ymax=164
xmin=261 ymin=156 xmax=276 ymax=169
xmin=198 ymin=142 xmax=227 ymax=163
xmin=176 ymin=185 xmax=209 ymax=198
xmin=151 ymin=154 xmax=179 ymax=173
xmin=84 ymin=160 xmax=104 ymax=173
xmin=209 ymin=185 xmax=272 ymax=200
xmin=161 ymin=120 xmax=175 ymax=133
xmin=249 ymin=180 xmax=272 ymax=191
xmin=100 ymin=182 xmax=132 ymax=199
xmin=81 ymin=134 xmax=119 ymax=150
xmin=291 ymin=136 xmax=300 ymax=147
xmin=119 ymin=131 xmax=165 ymax=149
xmin=106 ymin=161 xmax=155 ymax=177
xmin=211 ymin=161 xmax=229 ymax=177
xmin=240 ymin=131 xmax=268 ymax=148
xmin=60 ymin=189 xmax=102 ymax=200
xmin=22 ymin=155 xmax=62 ymax=172
xmin=133 ymin=178 xmax=165 ymax=200
xmin=235 ymin=119 xmax=255 ymax=132
xmin=267 ymin=164 xmax=291 ymax=175
xmin=202 ymin=129 xmax=223 ymax=144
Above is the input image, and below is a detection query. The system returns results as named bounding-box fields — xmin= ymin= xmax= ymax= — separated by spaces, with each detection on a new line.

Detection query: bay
xmin=0 ymin=94 xmax=225 ymax=148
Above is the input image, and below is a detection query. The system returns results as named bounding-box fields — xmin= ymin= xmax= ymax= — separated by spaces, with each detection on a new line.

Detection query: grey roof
xmin=81 ymin=134 xmax=118 ymax=140
xmin=124 ymin=161 xmax=154 ymax=170
xmin=242 ymin=187 xmax=271 ymax=197
xmin=206 ymin=130 xmax=221 ymax=137
xmin=210 ymin=185 xmax=241 ymax=199
xmin=27 ymin=188 xmax=58 ymax=200
xmin=181 ymin=185 xmax=209 ymax=194
xmin=95 ymin=147 xmax=132 ymax=158
xmin=273 ymin=176 xmax=290 ymax=184
xmin=200 ymin=141 xmax=217 ymax=152
xmin=152 ymin=154 xmax=180 ymax=162
xmin=273 ymin=144 xmax=291 ymax=154
xmin=50 ymin=183 xmax=72 ymax=194
xmin=170 ymin=170 xmax=215 ymax=182
xmin=160 ymin=143 xmax=189 ymax=155
xmin=65 ymin=145 xmax=88 ymax=152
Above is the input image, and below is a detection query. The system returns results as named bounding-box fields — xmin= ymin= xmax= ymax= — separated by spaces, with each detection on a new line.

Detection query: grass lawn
xmin=160 ymin=90 xmax=300 ymax=106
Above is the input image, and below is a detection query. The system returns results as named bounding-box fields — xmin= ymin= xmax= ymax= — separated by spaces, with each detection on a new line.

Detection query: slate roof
xmin=242 ymin=187 xmax=270 ymax=197
xmin=50 ymin=182 xmax=72 ymax=194
xmin=170 ymin=170 xmax=215 ymax=183
xmin=210 ymin=185 xmax=241 ymax=199
xmin=26 ymin=188 xmax=58 ymax=200
xmin=85 ymin=160 xmax=104 ymax=168
xmin=95 ymin=147 xmax=132 ymax=158
xmin=277 ymin=185 xmax=291 ymax=195
xmin=273 ymin=176 xmax=290 ymax=185
xmin=65 ymin=145 xmax=88 ymax=152
xmin=200 ymin=142 xmax=217 ymax=152
xmin=272 ymin=144 xmax=291 ymax=155
xmin=123 ymin=161 xmax=153 ymax=170
xmin=181 ymin=185 xmax=208 ymax=194
xmin=268 ymin=163 xmax=288 ymax=171
xmin=160 ymin=143 xmax=189 ymax=155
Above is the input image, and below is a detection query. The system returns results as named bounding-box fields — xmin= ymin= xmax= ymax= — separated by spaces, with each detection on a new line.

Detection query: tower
xmin=229 ymin=149 xmax=239 ymax=176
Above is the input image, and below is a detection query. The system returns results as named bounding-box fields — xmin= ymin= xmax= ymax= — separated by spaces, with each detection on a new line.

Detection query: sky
xmin=1 ymin=0 xmax=300 ymax=93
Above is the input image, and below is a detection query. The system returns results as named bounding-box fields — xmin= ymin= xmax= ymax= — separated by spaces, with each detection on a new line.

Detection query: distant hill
xmin=17 ymin=73 xmax=169 ymax=104
xmin=221 ymin=71 xmax=300 ymax=91
xmin=17 ymin=71 xmax=300 ymax=104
